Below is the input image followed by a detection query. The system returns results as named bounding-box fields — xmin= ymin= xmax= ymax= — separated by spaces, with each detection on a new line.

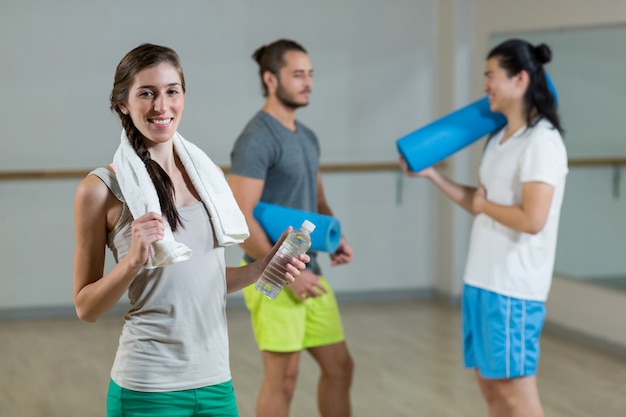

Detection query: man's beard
xmin=275 ymin=83 xmax=309 ymax=109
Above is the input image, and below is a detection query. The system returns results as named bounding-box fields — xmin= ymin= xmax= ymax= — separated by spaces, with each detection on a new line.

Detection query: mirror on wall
xmin=490 ymin=25 xmax=626 ymax=291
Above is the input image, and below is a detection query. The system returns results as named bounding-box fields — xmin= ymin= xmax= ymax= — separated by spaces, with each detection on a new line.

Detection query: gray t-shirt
xmin=230 ymin=111 xmax=322 ymax=274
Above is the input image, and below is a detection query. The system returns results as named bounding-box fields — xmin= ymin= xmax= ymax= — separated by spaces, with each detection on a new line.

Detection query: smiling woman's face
xmin=119 ymin=62 xmax=185 ymax=145
xmin=482 ymin=57 xmax=527 ymax=115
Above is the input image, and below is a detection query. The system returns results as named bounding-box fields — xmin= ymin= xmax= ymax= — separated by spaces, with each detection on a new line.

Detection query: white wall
xmin=0 ymin=0 xmax=438 ymax=312
xmin=430 ymin=0 xmax=475 ymax=299
xmin=6 ymin=0 xmax=626 ymax=348
xmin=549 ymin=276 xmax=626 ymax=348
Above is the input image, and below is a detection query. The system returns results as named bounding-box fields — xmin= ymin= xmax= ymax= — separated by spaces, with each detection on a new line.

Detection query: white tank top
xmin=90 ymin=168 xmax=231 ymax=392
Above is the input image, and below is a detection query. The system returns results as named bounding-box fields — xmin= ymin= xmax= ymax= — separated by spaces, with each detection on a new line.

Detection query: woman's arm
xmin=473 ymin=181 xmax=555 ymax=234
xmin=399 ymin=158 xmax=478 ymax=214
xmin=399 ymin=157 xmax=554 ymax=233
xmin=72 ymin=176 xmax=163 ymax=322
xmin=425 ymin=168 xmax=479 ymax=214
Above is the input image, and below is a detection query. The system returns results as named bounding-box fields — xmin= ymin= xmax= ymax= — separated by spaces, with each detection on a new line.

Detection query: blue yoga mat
xmin=397 ymin=72 xmax=558 ymax=173
xmin=253 ymin=202 xmax=342 ymax=253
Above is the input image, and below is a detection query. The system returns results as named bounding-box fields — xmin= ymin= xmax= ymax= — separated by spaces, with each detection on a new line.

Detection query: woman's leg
xmin=475 ymin=371 xmax=545 ymax=417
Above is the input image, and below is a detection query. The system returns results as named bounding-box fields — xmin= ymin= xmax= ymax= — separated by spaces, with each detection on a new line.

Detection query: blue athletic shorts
xmin=462 ymin=284 xmax=545 ymax=379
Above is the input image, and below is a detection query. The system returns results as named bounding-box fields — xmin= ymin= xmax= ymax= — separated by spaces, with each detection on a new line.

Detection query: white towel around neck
xmin=113 ymin=130 xmax=249 ymax=269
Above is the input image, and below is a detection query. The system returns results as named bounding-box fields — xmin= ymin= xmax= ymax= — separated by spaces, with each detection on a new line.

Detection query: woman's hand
xmin=285 ymin=253 xmax=310 ymax=284
xmin=262 ymin=227 xmax=310 ymax=285
xmin=127 ymin=212 xmax=165 ymax=267
xmin=398 ymin=156 xmax=434 ymax=178
xmin=472 ymin=185 xmax=487 ymax=214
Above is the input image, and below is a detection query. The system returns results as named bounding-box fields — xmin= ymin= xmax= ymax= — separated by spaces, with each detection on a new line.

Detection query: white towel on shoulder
xmin=113 ymin=130 xmax=249 ymax=269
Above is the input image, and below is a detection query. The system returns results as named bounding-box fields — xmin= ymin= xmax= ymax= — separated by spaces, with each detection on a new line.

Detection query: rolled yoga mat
xmin=397 ymin=72 xmax=558 ymax=173
xmin=253 ymin=202 xmax=342 ymax=253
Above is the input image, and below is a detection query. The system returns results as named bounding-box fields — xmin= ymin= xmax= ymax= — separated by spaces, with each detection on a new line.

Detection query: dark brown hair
xmin=488 ymin=38 xmax=563 ymax=134
xmin=252 ymin=39 xmax=307 ymax=97
xmin=110 ymin=43 xmax=185 ymax=230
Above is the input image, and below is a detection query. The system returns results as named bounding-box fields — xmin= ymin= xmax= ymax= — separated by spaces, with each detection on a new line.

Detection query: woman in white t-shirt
xmin=401 ymin=39 xmax=567 ymax=417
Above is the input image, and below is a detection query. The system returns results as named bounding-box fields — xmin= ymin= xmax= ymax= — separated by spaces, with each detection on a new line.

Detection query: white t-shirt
xmin=463 ymin=118 xmax=568 ymax=301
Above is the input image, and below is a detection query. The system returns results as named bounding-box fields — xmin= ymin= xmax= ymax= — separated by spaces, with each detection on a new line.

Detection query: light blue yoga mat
xmin=397 ymin=72 xmax=558 ymax=173
xmin=253 ymin=202 xmax=342 ymax=253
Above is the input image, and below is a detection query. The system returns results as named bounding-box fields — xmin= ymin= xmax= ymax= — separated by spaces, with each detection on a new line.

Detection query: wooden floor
xmin=2 ymin=299 xmax=626 ymax=417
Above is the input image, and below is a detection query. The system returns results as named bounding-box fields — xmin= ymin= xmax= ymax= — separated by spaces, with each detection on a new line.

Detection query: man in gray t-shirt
xmin=228 ymin=39 xmax=354 ymax=417
xmin=230 ymin=110 xmax=323 ymax=274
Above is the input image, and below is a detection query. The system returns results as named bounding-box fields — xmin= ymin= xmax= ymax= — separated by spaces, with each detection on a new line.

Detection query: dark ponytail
xmin=488 ymin=39 xmax=563 ymax=134
xmin=110 ymin=43 xmax=185 ymax=231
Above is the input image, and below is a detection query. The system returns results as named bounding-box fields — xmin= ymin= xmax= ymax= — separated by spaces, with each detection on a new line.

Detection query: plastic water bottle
xmin=255 ymin=220 xmax=316 ymax=300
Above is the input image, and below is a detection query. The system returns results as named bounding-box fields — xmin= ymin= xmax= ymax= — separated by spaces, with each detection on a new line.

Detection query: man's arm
xmin=316 ymin=172 xmax=353 ymax=266
xmin=227 ymin=174 xmax=273 ymax=260
xmin=316 ymin=172 xmax=333 ymax=217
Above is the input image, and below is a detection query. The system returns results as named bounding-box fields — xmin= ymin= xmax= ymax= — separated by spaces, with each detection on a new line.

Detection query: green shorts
xmin=107 ymin=379 xmax=239 ymax=417
xmin=242 ymin=266 xmax=345 ymax=352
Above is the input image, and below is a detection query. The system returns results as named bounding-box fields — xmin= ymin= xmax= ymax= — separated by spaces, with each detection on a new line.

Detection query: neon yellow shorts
xmin=242 ymin=266 xmax=345 ymax=352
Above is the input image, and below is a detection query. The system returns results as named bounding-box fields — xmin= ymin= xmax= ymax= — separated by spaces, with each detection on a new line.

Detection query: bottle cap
xmin=301 ymin=220 xmax=316 ymax=233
